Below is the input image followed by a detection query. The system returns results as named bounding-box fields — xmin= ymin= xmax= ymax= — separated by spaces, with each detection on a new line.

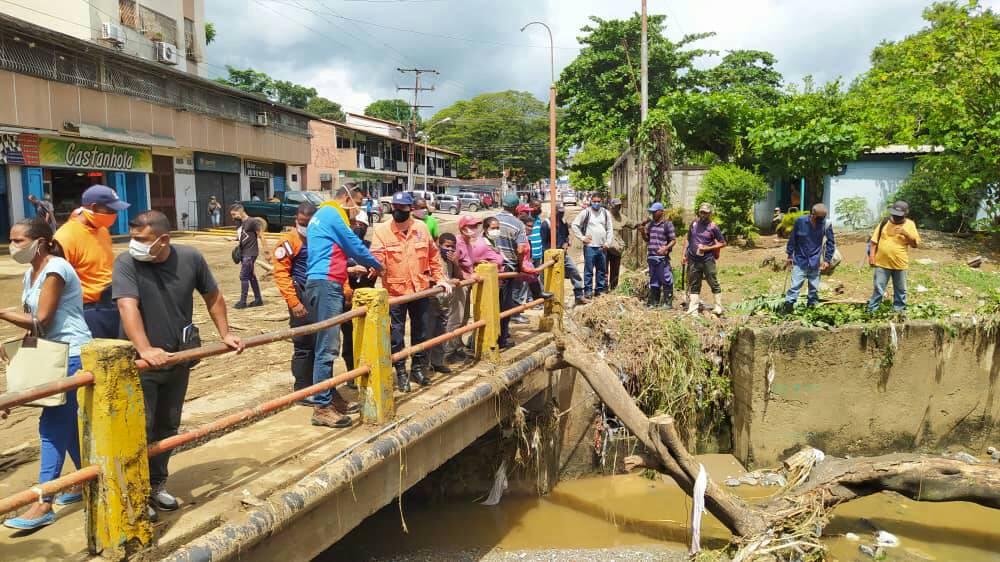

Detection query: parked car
xmin=435 ymin=194 xmax=462 ymax=215
xmin=457 ymin=192 xmax=481 ymax=212
xmin=240 ymin=190 xmax=325 ymax=232
xmin=379 ymin=190 xmax=437 ymax=214
xmin=561 ymin=191 xmax=578 ymax=206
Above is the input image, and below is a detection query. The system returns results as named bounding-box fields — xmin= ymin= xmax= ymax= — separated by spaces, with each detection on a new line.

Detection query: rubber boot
xmin=687 ymin=294 xmax=701 ymax=315
xmin=646 ymin=287 xmax=660 ymax=308
xmin=712 ymin=294 xmax=724 ymax=315
xmin=662 ymin=287 xmax=674 ymax=309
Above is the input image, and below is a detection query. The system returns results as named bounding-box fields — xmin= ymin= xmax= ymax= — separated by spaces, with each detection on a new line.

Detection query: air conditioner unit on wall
xmin=101 ymin=23 xmax=126 ymax=46
xmin=155 ymin=42 xmax=179 ymax=65
xmin=254 ymin=112 xmax=269 ymax=127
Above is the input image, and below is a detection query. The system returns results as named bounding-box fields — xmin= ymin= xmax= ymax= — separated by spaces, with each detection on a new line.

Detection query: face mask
xmin=129 ymin=237 xmax=162 ymax=262
xmin=413 ymin=209 xmax=428 ymax=220
xmin=487 ymin=228 xmax=501 ymax=240
xmin=532 ymin=209 xmax=542 ymax=217
xmin=699 ymin=215 xmax=710 ymax=224
xmin=591 ymin=202 xmax=601 ymax=211
xmin=10 ymin=239 xmax=40 ymax=264
xmin=82 ymin=208 xmax=117 ymax=229
xmin=296 ymin=224 xmax=308 ymax=237
xmin=891 ymin=215 xmax=905 ymax=224
xmin=392 ymin=209 xmax=411 ymax=223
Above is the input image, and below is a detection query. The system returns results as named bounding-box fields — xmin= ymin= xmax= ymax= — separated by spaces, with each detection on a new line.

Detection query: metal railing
xmin=0 ymin=254 xmax=564 ymax=558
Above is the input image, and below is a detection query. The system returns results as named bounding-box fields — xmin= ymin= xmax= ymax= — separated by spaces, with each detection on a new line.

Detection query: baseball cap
xmin=648 ymin=202 xmax=664 ymax=212
xmin=502 ymin=193 xmax=521 ymax=208
xmin=515 ymin=203 xmax=532 ymax=215
xmin=82 ymin=185 xmax=130 ymax=211
xmin=888 ymin=201 xmax=909 ymax=217
xmin=610 ymin=198 xmax=622 ymax=207
xmin=391 ymin=191 xmax=415 ymax=206
xmin=458 ymin=215 xmax=483 ymax=229
xmin=698 ymin=202 xmax=713 ymax=213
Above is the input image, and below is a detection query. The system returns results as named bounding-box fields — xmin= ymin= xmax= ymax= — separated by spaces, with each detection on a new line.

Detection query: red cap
xmin=458 ymin=215 xmax=483 ymax=229
xmin=515 ymin=203 xmax=532 ymax=215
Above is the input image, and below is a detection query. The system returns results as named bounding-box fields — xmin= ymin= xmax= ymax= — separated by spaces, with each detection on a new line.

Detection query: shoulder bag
xmin=866 ymin=218 xmax=889 ymax=267
xmin=2 ymin=315 xmax=69 ymax=407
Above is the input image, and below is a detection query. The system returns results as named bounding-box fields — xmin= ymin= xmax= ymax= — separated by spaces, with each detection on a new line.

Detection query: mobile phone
xmin=182 ymin=323 xmax=195 ymax=344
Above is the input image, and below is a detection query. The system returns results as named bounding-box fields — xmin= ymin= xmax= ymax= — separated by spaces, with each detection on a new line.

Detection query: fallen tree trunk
xmin=556 ymin=333 xmax=1000 ymax=545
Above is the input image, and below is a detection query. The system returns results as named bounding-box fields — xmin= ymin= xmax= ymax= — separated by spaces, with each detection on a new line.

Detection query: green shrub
xmin=834 ymin=196 xmax=872 ymax=230
xmin=696 ymin=164 xmax=770 ymax=244
xmin=776 ymin=211 xmax=805 ymax=237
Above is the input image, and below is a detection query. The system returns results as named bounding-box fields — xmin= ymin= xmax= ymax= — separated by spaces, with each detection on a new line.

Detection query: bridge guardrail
xmin=0 ymin=250 xmax=564 ymax=559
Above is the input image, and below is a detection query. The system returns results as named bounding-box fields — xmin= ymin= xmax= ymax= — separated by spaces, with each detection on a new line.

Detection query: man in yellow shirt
xmin=867 ymin=201 xmax=920 ymax=312
xmin=54 ymin=185 xmax=130 ymax=338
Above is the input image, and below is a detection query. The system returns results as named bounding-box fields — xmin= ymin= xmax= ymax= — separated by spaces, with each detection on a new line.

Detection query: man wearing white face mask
xmin=113 ymin=210 xmax=243 ymax=519
xmin=272 ymin=202 xmax=318 ymax=399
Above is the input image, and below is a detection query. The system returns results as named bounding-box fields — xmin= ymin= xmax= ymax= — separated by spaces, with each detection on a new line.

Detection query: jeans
xmin=564 ymin=253 xmax=584 ymax=298
xmin=142 ymin=364 xmax=190 ymax=487
xmin=289 ymin=287 xmax=316 ymax=392
xmin=868 ymin=267 xmax=907 ymax=312
xmin=786 ymin=265 xmax=821 ymax=306
xmin=210 ymin=210 xmax=221 ymax=227
xmin=687 ymin=259 xmax=721 ymax=294
xmin=38 ymin=356 xmax=83 ymax=499
xmin=239 ymin=256 xmax=262 ymax=304
xmin=390 ymin=297 xmax=429 ymax=370
xmin=583 ymin=246 xmax=608 ymax=297
xmin=608 ymin=252 xmax=622 ymax=290
xmin=499 ymin=279 xmax=523 ymax=346
xmin=305 ymin=279 xmax=345 ymax=407
xmin=648 ymin=256 xmax=674 ymax=290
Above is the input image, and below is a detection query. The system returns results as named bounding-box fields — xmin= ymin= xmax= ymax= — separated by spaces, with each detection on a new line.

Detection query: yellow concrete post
xmin=540 ymin=249 xmax=565 ymax=332
xmin=77 ymin=339 xmax=153 ymax=558
xmin=353 ymin=288 xmax=395 ymax=424
xmin=472 ymin=262 xmax=501 ymax=362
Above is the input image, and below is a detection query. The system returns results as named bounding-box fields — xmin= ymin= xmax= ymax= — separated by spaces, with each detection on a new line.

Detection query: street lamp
xmin=418 ymin=117 xmax=452 ymax=193
xmin=521 ymin=21 xmax=558 ymax=248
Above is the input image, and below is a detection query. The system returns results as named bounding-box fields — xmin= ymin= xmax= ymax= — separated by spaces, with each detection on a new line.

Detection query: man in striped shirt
xmin=495 ymin=193 xmax=528 ymax=349
xmin=527 ymin=199 xmax=545 ymax=265
xmin=642 ymin=202 xmax=677 ymax=308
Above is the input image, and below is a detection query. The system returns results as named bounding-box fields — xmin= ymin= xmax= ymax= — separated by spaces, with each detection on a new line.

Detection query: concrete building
xmin=0 ymin=12 xmax=310 ymax=235
xmin=288 ymin=113 xmax=459 ymax=197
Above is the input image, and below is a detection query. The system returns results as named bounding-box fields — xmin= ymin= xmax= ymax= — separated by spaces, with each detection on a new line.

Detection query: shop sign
xmin=245 ymin=160 xmax=273 ymax=178
xmin=0 ymin=133 xmax=40 ymax=165
xmin=38 ymin=137 xmax=152 ymax=173
xmin=194 ymin=152 xmax=241 ymax=174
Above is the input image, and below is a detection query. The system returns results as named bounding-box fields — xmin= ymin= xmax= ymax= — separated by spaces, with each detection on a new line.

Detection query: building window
xmin=139 ymin=5 xmax=178 ymax=46
xmin=119 ymin=0 xmax=138 ymax=29
xmin=184 ymin=18 xmax=198 ymax=61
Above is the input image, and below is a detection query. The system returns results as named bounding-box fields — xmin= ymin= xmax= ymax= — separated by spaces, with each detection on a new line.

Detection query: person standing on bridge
xmin=306 ymin=185 xmax=382 ymax=428
xmin=413 ymin=197 xmax=440 ymax=239
xmin=113 ymin=210 xmax=243 ymax=520
xmin=541 ymin=203 xmax=587 ymax=306
xmin=783 ymin=203 xmax=836 ymax=312
xmin=1 ymin=219 xmax=92 ymax=530
xmin=54 ymin=185 xmax=129 ymax=340
xmin=370 ymin=191 xmax=452 ymax=393
xmin=495 ymin=193 xmax=530 ymax=349
xmin=571 ymin=193 xmax=614 ymax=300
xmin=272 ymin=202 xmax=318 ymax=399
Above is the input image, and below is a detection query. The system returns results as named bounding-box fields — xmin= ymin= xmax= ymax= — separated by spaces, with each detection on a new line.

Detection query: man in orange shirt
xmin=369 ymin=191 xmax=452 ymax=392
xmin=272 ymin=202 xmax=318 ymax=398
xmin=54 ymin=185 xmax=129 ymax=338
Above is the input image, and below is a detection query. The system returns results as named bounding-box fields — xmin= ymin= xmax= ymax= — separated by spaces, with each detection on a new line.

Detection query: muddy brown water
xmin=324 ymin=455 xmax=1000 ymax=561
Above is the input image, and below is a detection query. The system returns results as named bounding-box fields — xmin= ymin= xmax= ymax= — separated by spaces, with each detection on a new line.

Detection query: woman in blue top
xmin=1 ymin=218 xmax=93 ymax=530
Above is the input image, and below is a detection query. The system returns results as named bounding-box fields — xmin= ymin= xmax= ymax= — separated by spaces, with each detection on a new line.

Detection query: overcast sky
xmin=206 ymin=0 xmax=999 ymax=117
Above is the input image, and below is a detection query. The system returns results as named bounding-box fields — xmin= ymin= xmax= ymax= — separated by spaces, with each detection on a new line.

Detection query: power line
xmin=397 ymin=67 xmax=437 ymax=187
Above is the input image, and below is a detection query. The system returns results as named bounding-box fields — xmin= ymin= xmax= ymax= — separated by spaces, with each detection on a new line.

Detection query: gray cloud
xmin=207 ymin=0 xmax=999 ymax=115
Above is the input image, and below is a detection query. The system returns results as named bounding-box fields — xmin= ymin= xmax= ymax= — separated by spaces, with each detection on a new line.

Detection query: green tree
xmin=365 ymin=99 xmax=421 ymax=125
xmin=272 ymin=80 xmax=316 ymax=109
xmin=306 ymin=96 xmax=345 ymax=121
xmin=205 ymin=22 xmax=216 ymax=45
xmin=692 ymin=49 xmax=784 ymax=107
xmin=658 ymin=90 xmax=755 ymax=164
xmin=695 ymin=164 xmax=770 ymax=244
xmin=556 ymin=13 xmax=713 ymax=152
xmin=568 ymin=142 xmax=619 ymax=191
xmin=429 ymin=91 xmax=549 ymax=181
xmin=216 ymin=66 xmax=273 ymax=97
xmin=849 ymin=1 xmax=1000 ymax=230
xmin=748 ymin=80 xmax=865 ymax=197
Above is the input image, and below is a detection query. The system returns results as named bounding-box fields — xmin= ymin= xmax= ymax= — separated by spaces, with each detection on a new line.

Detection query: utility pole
xmin=397 ymin=68 xmax=437 ymax=191
xmin=521 ymin=21 xmax=558 ymax=248
xmin=640 ymin=0 xmax=648 ymax=121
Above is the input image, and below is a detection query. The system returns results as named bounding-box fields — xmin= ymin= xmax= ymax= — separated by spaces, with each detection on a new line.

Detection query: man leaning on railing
xmin=113 ymin=210 xmax=244 ymax=521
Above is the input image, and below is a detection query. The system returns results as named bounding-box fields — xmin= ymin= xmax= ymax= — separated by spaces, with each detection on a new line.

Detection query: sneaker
xmin=234 ymin=301 xmax=248 ymax=310
xmin=512 ymin=314 xmax=530 ymax=325
xmin=147 ymin=505 xmax=158 ymax=522
xmin=248 ymin=299 xmax=264 ymax=308
xmin=150 ymin=484 xmax=179 ymax=511
xmin=311 ymin=405 xmax=352 ymax=428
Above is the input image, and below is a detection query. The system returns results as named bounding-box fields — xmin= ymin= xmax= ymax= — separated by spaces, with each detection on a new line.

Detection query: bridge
xmin=0 ymin=251 xmax=577 ymax=561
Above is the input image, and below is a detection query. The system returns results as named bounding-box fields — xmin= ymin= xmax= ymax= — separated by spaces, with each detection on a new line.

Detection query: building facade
xmin=0 ymin=13 xmax=310 ymax=235
xmin=289 ymin=113 xmax=459 ymax=197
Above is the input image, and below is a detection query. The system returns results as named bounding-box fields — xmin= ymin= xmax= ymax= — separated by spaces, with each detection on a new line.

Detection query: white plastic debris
xmin=811 ymin=447 xmax=826 ymax=463
xmin=875 ymin=530 xmax=901 ymax=548
xmin=915 ymin=284 xmax=929 ymax=293
xmin=481 ymin=459 xmax=508 ymax=506
xmin=845 ymin=532 xmax=860 ymax=542
xmin=859 ymin=544 xmax=885 ymax=559
xmin=889 ymin=321 xmax=899 ymax=351
xmin=948 ymin=451 xmax=979 ymax=464
xmin=725 ymin=477 xmax=741 ymax=487
xmin=689 ymin=464 xmax=707 ymax=555
xmin=915 ymin=258 xmax=936 ymax=266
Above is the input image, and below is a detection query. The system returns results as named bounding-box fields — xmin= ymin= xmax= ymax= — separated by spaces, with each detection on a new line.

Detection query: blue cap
xmin=648 ymin=202 xmax=664 ymax=212
xmin=82 ymin=185 xmax=130 ymax=211
xmin=502 ymin=193 xmax=520 ymax=208
xmin=392 ymin=191 xmax=415 ymax=206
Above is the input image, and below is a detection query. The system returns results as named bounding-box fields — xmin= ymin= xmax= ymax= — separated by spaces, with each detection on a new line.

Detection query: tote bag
xmin=3 ymin=318 xmax=69 ymax=407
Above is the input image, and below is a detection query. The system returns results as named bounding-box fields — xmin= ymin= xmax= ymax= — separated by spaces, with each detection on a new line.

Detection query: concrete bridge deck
xmin=0 ymin=333 xmax=559 ymax=562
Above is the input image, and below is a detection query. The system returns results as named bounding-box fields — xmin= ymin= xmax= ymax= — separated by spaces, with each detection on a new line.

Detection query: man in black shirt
xmin=113 ymin=210 xmax=243 ymax=519
xmin=229 ymin=204 xmax=269 ymax=308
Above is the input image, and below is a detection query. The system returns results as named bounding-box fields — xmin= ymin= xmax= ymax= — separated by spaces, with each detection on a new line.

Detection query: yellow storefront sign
xmin=39 ymin=138 xmax=153 ymax=173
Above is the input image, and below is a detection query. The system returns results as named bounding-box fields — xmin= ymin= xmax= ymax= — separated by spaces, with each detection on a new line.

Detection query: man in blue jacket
xmin=305 ymin=186 xmax=383 ymax=428
xmin=784 ymin=203 xmax=836 ymax=312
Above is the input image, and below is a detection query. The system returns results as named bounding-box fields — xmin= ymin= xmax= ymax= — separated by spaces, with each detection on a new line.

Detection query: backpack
xmin=579 ymin=208 xmax=611 ymax=238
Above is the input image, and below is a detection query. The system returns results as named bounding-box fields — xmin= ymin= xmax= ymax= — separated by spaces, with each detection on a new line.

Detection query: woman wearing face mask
xmin=1 ymin=219 xmax=92 ymax=530
xmin=483 ymin=217 xmax=502 ymax=249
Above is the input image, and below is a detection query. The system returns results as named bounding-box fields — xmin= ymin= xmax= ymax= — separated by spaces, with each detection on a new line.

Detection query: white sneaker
xmin=150 ymin=485 xmax=179 ymax=511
